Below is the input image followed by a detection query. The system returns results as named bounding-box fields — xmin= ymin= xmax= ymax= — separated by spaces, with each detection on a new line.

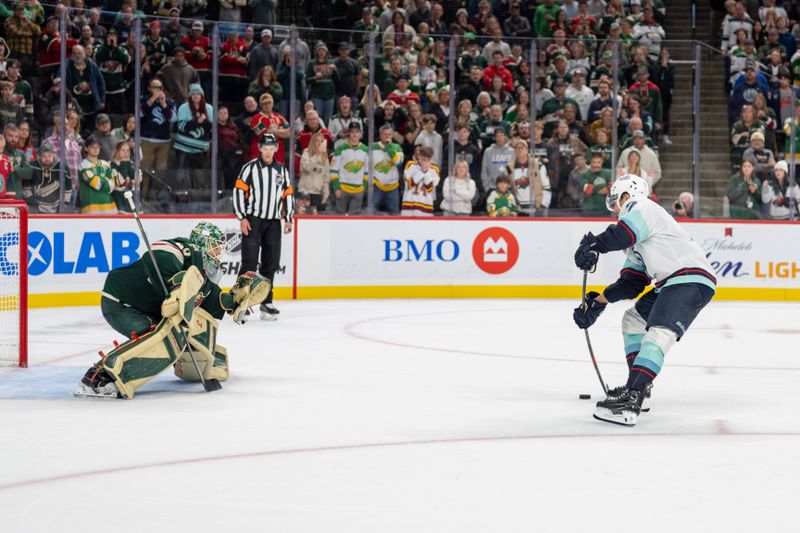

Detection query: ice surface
xmin=0 ymin=299 xmax=798 ymax=532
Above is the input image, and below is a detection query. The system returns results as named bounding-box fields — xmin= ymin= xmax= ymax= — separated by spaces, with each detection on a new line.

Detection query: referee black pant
xmin=239 ymin=217 xmax=282 ymax=304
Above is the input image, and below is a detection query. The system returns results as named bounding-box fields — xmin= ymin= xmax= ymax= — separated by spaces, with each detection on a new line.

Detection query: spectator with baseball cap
xmin=144 ymin=20 xmax=173 ymax=73
xmin=353 ymin=6 xmax=379 ymax=48
xmin=156 ymin=46 xmax=198 ymax=107
xmin=29 ymin=142 xmax=73 ymax=213
xmin=78 ymin=134 xmax=117 ymax=214
xmin=331 ymin=120 xmax=369 ymax=215
xmin=334 ymin=42 xmax=360 ymax=109
xmin=729 ymin=59 xmax=769 ymax=123
xmin=249 ymin=28 xmax=279 ymax=80
xmin=742 ymin=130 xmax=776 ymax=182
xmin=93 ymin=113 xmax=116 ymax=161
xmin=306 ymin=43 xmax=339 ymax=124
xmin=182 ymin=21 xmax=212 ymax=96
xmin=504 ymin=3 xmax=532 ymax=38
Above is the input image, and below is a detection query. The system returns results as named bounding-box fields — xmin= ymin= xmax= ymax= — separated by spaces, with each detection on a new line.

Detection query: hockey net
xmin=0 ymin=200 xmax=27 ymax=367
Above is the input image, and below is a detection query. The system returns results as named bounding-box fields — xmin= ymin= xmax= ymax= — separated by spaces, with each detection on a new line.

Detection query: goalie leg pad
xmin=175 ymin=345 xmax=229 ymax=382
xmin=95 ymin=314 xmax=187 ymax=399
xmin=174 ymin=308 xmax=230 ymax=382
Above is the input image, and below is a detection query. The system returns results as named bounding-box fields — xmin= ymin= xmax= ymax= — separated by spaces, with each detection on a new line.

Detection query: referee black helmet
xmin=259 ymin=133 xmax=278 ymax=147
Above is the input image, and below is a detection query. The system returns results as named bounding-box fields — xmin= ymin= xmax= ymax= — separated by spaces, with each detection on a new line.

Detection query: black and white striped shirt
xmin=233 ymin=157 xmax=294 ymax=222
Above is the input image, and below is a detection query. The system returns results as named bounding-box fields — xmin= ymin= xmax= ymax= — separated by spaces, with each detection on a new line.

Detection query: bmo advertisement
xmin=293 ymin=217 xmax=800 ymax=301
xmin=11 ymin=215 xmax=800 ymax=306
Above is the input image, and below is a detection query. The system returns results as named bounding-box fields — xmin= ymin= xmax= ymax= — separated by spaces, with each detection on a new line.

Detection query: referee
xmin=233 ymin=133 xmax=294 ymax=321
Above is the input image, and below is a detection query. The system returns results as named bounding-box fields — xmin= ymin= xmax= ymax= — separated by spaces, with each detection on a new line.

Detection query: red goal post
xmin=0 ymin=199 xmax=27 ymax=368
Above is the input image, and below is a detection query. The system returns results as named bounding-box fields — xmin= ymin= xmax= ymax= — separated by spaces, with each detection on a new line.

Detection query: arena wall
xmin=17 ymin=215 xmax=800 ymax=308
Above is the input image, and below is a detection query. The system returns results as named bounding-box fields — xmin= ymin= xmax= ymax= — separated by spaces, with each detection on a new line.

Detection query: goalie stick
xmin=123 ymin=191 xmax=222 ymax=393
xmin=581 ymin=255 xmax=608 ymax=395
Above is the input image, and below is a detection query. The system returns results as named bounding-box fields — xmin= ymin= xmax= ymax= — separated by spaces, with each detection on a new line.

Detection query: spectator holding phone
xmin=762 ymin=160 xmax=800 ymax=219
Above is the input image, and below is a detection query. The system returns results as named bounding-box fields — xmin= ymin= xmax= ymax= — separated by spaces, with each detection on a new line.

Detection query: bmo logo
xmin=472 ymin=227 xmax=519 ymax=275
xmin=383 ymin=239 xmax=460 ymax=262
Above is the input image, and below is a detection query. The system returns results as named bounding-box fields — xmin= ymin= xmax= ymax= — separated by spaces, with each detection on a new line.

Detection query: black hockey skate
xmin=606 ymin=383 xmax=653 ymax=412
xmin=593 ymin=387 xmax=644 ymax=427
xmin=74 ymin=368 xmax=120 ymax=399
xmin=260 ymin=303 xmax=279 ymax=321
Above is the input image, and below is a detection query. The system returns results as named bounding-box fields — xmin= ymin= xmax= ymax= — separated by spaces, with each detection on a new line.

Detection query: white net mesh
xmin=0 ymin=204 xmax=22 ymax=366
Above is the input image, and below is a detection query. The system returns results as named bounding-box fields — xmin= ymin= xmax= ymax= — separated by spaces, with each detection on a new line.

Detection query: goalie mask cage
xmin=0 ymin=200 xmax=27 ymax=368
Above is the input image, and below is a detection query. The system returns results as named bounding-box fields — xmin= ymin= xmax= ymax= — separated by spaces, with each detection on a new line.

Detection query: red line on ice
xmin=0 ymin=430 xmax=798 ymax=493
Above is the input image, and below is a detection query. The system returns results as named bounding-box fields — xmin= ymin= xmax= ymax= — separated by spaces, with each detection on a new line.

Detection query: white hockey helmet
xmin=606 ymin=174 xmax=650 ymax=211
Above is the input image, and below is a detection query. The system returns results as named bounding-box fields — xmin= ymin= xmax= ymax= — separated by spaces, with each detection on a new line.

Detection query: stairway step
xmin=652 ymin=0 xmax=733 ymax=196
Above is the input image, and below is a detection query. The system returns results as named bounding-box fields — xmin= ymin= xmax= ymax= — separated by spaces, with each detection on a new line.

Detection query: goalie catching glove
xmin=221 ymin=271 xmax=271 ymax=324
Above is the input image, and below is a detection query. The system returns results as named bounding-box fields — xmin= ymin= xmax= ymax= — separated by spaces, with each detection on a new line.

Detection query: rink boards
xmin=13 ymin=215 xmax=800 ymax=307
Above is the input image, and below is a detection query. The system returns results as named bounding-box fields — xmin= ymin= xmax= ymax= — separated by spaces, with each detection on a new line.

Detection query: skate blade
xmin=74 ymin=384 xmax=120 ymax=399
xmin=260 ymin=312 xmax=278 ymax=322
xmin=593 ymin=407 xmax=637 ymax=427
xmin=641 ymin=397 xmax=650 ymax=412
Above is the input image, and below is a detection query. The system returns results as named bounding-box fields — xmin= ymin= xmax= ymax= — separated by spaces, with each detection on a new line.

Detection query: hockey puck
xmin=579 ymin=394 xmax=592 ymax=400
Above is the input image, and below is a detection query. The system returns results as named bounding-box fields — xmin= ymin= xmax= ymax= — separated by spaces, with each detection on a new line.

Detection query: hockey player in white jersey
xmin=572 ymin=174 xmax=716 ymax=426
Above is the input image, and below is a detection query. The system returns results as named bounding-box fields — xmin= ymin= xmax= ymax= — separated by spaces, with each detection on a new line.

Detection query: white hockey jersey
xmin=401 ymin=161 xmax=441 ymax=216
xmin=616 ymin=198 xmax=716 ymax=292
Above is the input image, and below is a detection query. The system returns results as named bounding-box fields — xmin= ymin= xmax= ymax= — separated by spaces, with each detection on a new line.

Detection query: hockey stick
xmin=123 ymin=191 xmax=222 ymax=393
xmin=581 ymin=257 xmax=608 ymax=395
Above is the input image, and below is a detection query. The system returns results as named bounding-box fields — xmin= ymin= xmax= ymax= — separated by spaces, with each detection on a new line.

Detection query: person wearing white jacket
xmin=440 ymin=160 xmax=477 ymax=216
xmin=507 ymin=139 xmax=551 ymax=215
xmin=761 ymin=160 xmax=800 ymax=220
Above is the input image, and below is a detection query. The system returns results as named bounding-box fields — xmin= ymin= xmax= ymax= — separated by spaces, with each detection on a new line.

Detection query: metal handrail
xmin=693 ymin=40 xmax=729 ymax=57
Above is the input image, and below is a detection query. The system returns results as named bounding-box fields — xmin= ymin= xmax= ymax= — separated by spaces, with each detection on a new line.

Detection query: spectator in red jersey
xmin=482 ymin=50 xmax=513 ymax=92
xmin=248 ymin=92 xmax=290 ymax=162
xmin=570 ymin=0 xmax=598 ymax=35
xmin=182 ymin=21 xmax=211 ymax=97
xmin=219 ymin=29 xmax=249 ymax=104
xmin=38 ymin=15 xmax=78 ymax=91
xmin=387 ymin=74 xmax=421 ymax=111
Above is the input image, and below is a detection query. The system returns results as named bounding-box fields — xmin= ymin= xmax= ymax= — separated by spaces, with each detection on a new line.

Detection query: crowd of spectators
xmin=719 ymin=0 xmax=800 ymax=219
xmin=0 ymin=0 xmax=679 ymax=217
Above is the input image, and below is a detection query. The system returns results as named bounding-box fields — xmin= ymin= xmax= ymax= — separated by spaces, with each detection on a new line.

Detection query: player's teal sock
xmin=626 ymin=341 xmax=664 ymax=390
xmin=623 ymin=332 xmax=645 ymax=370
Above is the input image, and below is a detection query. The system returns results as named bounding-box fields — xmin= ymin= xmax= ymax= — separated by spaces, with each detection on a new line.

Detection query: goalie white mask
xmin=606 ymin=174 xmax=650 ymax=212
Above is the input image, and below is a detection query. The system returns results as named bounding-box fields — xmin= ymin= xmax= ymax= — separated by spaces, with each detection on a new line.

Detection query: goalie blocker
xmin=76 ymin=223 xmax=270 ymax=399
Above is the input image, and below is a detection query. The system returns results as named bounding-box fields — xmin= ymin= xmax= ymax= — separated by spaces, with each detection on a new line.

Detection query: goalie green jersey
xmin=102 ymin=237 xmax=227 ymax=320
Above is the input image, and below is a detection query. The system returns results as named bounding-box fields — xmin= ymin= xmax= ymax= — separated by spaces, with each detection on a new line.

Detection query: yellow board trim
xmin=27 ymin=286 xmax=800 ymax=308
xmin=295 ymin=285 xmax=800 ymax=301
